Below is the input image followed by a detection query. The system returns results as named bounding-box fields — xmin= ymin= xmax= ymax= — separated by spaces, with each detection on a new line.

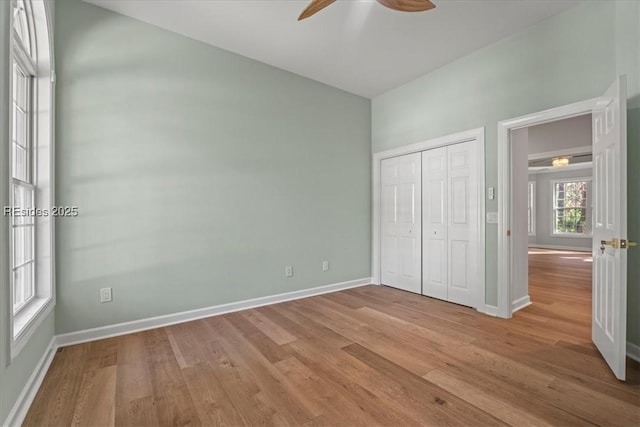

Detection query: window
xmin=552 ymin=178 xmax=592 ymax=236
xmin=9 ymin=0 xmax=55 ymax=358
xmin=12 ymin=54 xmax=36 ymax=315
xmin=527 ymin=181 xmax=535 ymax=236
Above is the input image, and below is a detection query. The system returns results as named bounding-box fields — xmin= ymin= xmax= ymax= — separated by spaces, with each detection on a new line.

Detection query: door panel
xmin=592 ymin=76 xmax=627 ymax=380
xmin=422 ymin=147 xmax=448 ymax=300
xmin=381 ymin=153 xmax=422 ymax=294
xmin=447 ymin=141 xmax=479 ymax=307
xmin=450 ymin=240 xmax=468 ymax=290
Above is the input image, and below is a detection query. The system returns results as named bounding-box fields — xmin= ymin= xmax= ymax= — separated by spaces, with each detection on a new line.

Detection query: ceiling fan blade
xmin=376 ymin=0 xmax=436 ymax=13
xmin=298 ymin=0 xmax=337 ymax=20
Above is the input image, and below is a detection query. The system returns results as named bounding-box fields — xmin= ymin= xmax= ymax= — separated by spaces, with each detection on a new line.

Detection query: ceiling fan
xmin=298 ymin=0 xmax=436 ymax=21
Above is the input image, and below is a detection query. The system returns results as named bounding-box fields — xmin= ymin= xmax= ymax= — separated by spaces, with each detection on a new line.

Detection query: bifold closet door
xmin=380 ymin=153 xmax=422 ymax=294
xmin=446 ymin=141 xmax=479 ymax=307
xmin=422 ymin=141 xmax=479 ymax=307
xmin=422 ymin=147 xmax=448 ymax=300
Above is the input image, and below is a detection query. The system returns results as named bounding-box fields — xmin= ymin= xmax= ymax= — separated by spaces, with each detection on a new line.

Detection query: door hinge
xmin=506 ymin=229 xmax=511 ymax=237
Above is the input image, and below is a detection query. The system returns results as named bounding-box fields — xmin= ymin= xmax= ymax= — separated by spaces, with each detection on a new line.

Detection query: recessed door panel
xmin=451 ymin=176 xmax=468 ymax=225
xmin=450 ymin=240 xmax=468 ymax=290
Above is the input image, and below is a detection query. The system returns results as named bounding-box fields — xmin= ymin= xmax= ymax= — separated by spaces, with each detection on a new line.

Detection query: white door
xmin=422 ymin=147 xmax=448 ymax=300
xmin=381 ymin=153 xmax=422 ymax=294
xmin=446 ymin=141 xmax=480 ymax=307
xmin=592 ymin=76 xmax=628 ymax=380
xmin=422 ymin=142 xmax=480 ymax=307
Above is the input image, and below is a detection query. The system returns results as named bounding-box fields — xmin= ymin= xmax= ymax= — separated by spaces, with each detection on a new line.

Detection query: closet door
xmin=446 ymin=141 xmax=479 ymax=307
xmin=422 ymin=147 xmax=448 ymax=300
xmin=380 ymin=153 xmax=422 ymax=294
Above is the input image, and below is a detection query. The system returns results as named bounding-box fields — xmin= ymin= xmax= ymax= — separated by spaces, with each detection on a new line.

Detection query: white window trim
xmin=550 ymin=176 xmax=593 ymax=239
xmin=527 ymin=181 xmax=536 ymax=237
xmin=9 ymin=0 xmax=55 ymax=360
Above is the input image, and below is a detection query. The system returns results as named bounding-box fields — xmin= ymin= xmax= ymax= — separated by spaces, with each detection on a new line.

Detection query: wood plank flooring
xmin=25 ymin=249 xmax=640 ymax=426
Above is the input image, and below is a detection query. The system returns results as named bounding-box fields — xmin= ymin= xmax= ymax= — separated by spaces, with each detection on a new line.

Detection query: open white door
xmin=380 ymin=153 xmax=422 ymax=294
xmin=592 ymin=76 xmax=627 ymax=380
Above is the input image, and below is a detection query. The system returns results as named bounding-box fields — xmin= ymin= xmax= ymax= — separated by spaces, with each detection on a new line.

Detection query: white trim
xmin=56 ymin=277 xmax=371 ymax=347
xmin=371 ymin=127 xmax=485 ymax=312
xmin=528 ymin=244 xmax=591 ymax=252
xmin=10 ymin=298 xmax=54 ymax=359
xmin=528 ymin=181 xmax=536 ymax=236
xmin=512 ymin=295 xmax=531 ymax=312
xmin=527 ymin=145 xmax=592 ymax=162
xmin=2 ymin=337 xmax=57 ymax=427
xmin=528 ymin=162 xmax=593 ymax=174
xmin=9 ymin=0 xmax=56 ymax=359
xmin=497 ymin=98 xmax=599 ymax=318
xmin=627 ymin=341 xmax=640 ymax=363
xmin=479 ymin=304 xmax=499 ymax=317
xmin=549 ymin=233 xmax=593 ymax=239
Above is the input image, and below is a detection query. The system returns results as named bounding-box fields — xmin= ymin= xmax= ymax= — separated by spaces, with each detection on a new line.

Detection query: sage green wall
xmin=0 ymin=1 xmax=56 ymax=424
xmin=54 ymin=0 xmax=371 ymax=333
xmin=618 ymin=1 xmax=640 ymax=349
xmin=372 ymin=1 xmax=640 ymax=344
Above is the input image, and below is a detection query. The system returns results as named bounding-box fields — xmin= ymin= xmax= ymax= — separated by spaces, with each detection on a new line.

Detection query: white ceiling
xmin=85 ymin=0 xmax=582 ymax=98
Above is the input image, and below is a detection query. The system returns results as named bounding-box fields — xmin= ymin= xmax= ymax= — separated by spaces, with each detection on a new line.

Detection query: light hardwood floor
xmin=25 ymin=250 xmax=639 ymax=426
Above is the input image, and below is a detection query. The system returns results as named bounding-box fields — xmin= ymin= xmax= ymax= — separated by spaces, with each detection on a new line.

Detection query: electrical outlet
xmin=100 ymin=287 xmax=112 ymax=303
xmin=285 ymin=266 xmax=293 ymax=277
xmin=322 ymin=261 xmax=329 ymax=271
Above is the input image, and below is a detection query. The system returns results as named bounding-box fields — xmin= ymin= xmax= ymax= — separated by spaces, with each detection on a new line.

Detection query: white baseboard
xmin=512 ymin=295 xmax=532 ymax=313
xmin=628 ymin=341 xmax=640 ymax=363
xmin=2 ymin=337 xmax=57 ymax=427
xmin=57 ymin=277 xmax=372 ymax=347
xmin=528 ymin=244 xmax=591 ymax=252
xmin=479 ymin=304 xmax=499 ymax=317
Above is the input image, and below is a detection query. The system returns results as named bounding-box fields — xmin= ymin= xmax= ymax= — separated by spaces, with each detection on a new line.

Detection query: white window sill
xmin=551 ymin=233 xmax=593 ymax=239
xmin=11 ymin=297 xmax=54 ymax=359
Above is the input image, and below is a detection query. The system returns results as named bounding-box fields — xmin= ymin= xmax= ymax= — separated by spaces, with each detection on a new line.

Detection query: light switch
xmin=488 ymin=187 xmax=495 ymax=200
xmin=486 ymin=212 xmax=499 ymax=223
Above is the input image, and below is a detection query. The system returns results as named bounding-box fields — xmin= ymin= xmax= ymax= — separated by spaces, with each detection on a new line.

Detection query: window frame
xmin=8 ymin=0 xmax=55 ymax=359
xmin=11 ymin=42 xmax=37 ymax=316
xmin=550 ymin=177 xmax=592 ymax=238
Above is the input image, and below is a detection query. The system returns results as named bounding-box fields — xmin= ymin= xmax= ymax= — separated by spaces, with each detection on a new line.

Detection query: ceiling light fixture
xmin=552 ymin=157 xmax=570 ymax=167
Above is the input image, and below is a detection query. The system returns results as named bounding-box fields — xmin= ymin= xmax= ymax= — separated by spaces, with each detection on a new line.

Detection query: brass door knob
xmin=601 ymin=238 xmax=619 ymax=248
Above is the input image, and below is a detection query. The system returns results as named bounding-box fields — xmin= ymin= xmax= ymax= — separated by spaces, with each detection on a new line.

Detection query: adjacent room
xmin=1 ymin=0 xmax=639 ymax=426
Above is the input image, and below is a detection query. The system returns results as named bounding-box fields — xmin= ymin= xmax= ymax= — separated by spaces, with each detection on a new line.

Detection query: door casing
xmin=497 ymin=98 xmax=599 ymax=319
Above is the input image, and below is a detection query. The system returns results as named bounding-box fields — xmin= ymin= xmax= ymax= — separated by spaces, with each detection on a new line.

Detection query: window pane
xmin=24 ymin=263 xmax=33 ymax=301
xmin=12 ymin=61 xmax=32 ymax=184
xmin=12 ymin=0 xmax=31 ymax=56
xmin=12 ymin=143 xmax=28 ymax=181
xmin=13 ymin=226 xmax=25 ymax=267
xmin=13 ymin=267 xmax=25 ymax=312
xmin=14 ymin=67 xmax=28 ymax=111
xmin=12 ymin=184 xmax=34 ymax=225
xmin=14 ymin=107 xmax=27 ymax=147
xmin=23 ymin=225 xmax=33 ymax=264
xmin=12 ymin=226 xmax=33 ymax=267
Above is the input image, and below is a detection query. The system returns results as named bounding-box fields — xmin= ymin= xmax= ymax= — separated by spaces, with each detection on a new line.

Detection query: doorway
xmin=511 ymin=114 xmax=593 ymax=312
xmin=497 ymin=76 xmax=630 ymax=380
